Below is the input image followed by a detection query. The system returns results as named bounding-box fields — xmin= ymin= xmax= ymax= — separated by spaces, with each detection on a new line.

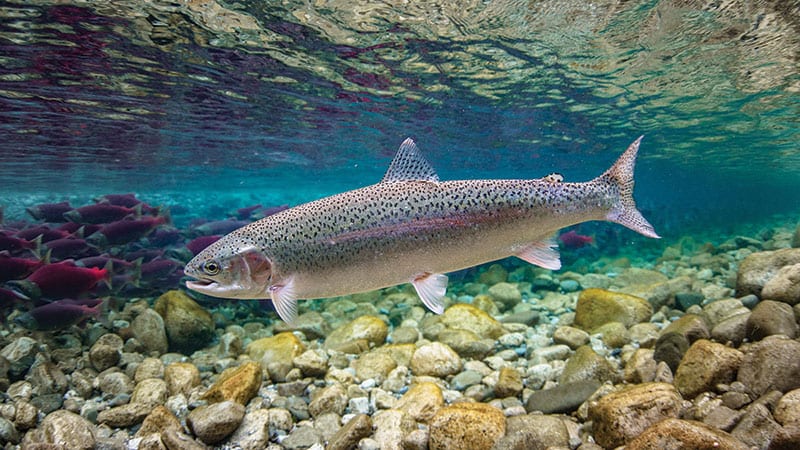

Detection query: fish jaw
xmin=184 ymin=246 xmax=272 ymax=299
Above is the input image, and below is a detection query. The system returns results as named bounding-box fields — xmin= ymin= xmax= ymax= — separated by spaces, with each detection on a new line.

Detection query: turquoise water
xmin=1 ymin=1 xmax=798 ymax=234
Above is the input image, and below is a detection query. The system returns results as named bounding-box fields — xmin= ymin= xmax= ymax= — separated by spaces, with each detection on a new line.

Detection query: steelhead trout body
xmin=185 ymin=137 xmax=659 ymax=323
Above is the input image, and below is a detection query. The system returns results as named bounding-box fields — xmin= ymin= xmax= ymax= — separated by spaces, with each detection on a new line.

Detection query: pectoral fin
xmin=269 ymin=277 xmax=298 ymax=325
xmin=514 ymin=237 xmax=562 ymax=270
xmin=411 ymin=272 xmax=448 ymax=314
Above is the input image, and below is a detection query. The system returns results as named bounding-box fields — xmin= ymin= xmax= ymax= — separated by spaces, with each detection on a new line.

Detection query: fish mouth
xmin=185 ymin=278 xmax=217 ymax=290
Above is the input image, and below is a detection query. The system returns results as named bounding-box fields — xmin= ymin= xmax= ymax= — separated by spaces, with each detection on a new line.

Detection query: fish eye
xmin=203 ymin=261 xmax=220 ymax=275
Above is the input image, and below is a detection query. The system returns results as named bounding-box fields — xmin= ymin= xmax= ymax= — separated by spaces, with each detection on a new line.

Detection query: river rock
xmin=89 ymin=333 xmax=123 ymax=371
xmin=661 ymin=313 xmax=710 ymax=343
xmin=711 ymin=312 xmax=750 ymax=346
xmin=373 ymin=409 xmax=416 ymax=450
xmin=1 ymin=337 xmax=39 ymax=379
xmin=131 ymin=377 xmax=168 ymax=406
xmin=327 ymin=414 xmax=373 ymax=450
xmin=437 ymin=328 xmax=493 ymax=359
xmin=736 ymin=248 xmax=800 ymax=297
xmin=353 ymin=350 xmax=397 ymax=383
xmin=487 ymin=282 xmax=522 ymax=309
xmin=731 ymin=403 xmax=781 ymax=449
xmin=588 ymin=382 xmax=682 ymax=448
xmin=28 ymin=410 xmax=96 ymax=450
xmin=440 ymin=303 xmax=504 ymax=339
xmin=746 ymin=300 xmax=798 ymax=340
xmin=0 ymin=417 xmax=19 ymax=445
xmin=98 ymin=371 xmax=134 ymax=397
xmin=626 ymin=418 xmax=748 ymax=450
xmin=97 ymin=402 xmax=152 ymax=427
xmin=28 ymin=361 xmax=68 ymax=395
xmin=674 ymin=339 xmax=744 ymax=399
xmin=654 ymin=331 xmax=690 ymax=373
xmin=410 ymin=342 xmax=462 ymax=377
xmin=164 ymin=362 xmax=201 ymax=396
xmin=395 ymin=381 xmax=444 ymax=423
xmin=202 ymin=361 xmax=262 ymax=405
xmin=131 ymin=308 xmax=169 ymax=354
xmin=274 ymin=311 xmax=331 ymax=340
xmin=526 ymin=379 xmax=601 ymax=414
xmin=247 ymin=332 xmax=305 ymax=380
xmin=775 ymin=389 xmax=800 ymax=425
xmin=308 ymin=383 xmax=347 ymax=418
xmin=187 ymin=400 xmax=245 ymax=445
xmin=559 ymin=345 xmax=619 ymax=384
xmin=492 ymin=414 xmax=569 ymax=450
xmin=552 ymin=326 xmax=590 ymax=349
xmin=761 ymin=263 xmax=800 ymax=305
xmin=429 ymin=402 xmax=506 ymax=450
xmin=573 ymin=288 xmax=652 ymax=330
xmin=324 ymin=315 xmax=388 ymax=351
xmin=227 ymin=409 xmax=270 ymax=450
xmin=737 ymin=335 xmax=800 ymax=396
xmin=135 ymin=405 xmax=182 ymax=438
xmin=154 ymin=290 xmax=215 ymax=353
xmin=494 ymin=367 xmax=523 ymax=398
xmin=624 ymin=348 xmax=658 ymax=384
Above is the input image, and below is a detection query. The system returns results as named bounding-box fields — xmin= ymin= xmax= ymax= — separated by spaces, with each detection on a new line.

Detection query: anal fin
xmin=411 ymin=272 xmax=448 ymax=314
xmin=514 ymin=237 xmax=562 ymax=270
xmin=269 ymin=277 xmax=298 ymax=325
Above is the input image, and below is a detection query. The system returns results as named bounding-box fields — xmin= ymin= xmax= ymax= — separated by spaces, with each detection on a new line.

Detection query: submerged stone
xmin=154 ymin=290 xmax=215 ymax=353
xmin=573 ymin=288 xmax=652 ymax=330
xmin=429 ymin=402 xmax=506 ymax=450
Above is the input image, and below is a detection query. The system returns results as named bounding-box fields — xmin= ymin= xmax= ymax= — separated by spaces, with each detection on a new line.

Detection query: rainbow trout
xmin=185 ymin=137 xmax=659 ymax=323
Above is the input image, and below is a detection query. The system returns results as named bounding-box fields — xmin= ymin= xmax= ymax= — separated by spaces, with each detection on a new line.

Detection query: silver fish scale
xmin=227 ymin=176 xmax=615 ymax=274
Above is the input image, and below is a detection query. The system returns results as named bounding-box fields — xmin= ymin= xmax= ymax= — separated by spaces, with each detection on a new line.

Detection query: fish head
xmin=184 ymin=243 xmax=272 ymax=299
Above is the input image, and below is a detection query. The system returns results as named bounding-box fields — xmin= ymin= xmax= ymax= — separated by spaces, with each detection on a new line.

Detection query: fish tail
xmin=597 ymin=136 xmax=660 ymax=239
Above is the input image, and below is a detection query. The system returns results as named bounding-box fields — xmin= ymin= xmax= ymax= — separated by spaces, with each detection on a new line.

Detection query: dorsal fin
xmin=381 ymin=138 xmax=439 ymax=183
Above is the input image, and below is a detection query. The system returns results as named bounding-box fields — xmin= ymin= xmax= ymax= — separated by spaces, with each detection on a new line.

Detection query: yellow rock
xmin=429 ymin=402 xmax=506 ymax=450
xmin=164 ymin=362 xmax=201 ymax=397
xmin=395 ymin=382 xmax=444 ymax=423
xmin=247 ymin=332 xmax=305 ymax=366
xmin=324 ymin=315 xmax=388 ymax=350
xmin=441 ymin=304 xmax=504 ymax=339
xmin=574 ymin=288 xmax=653 ymax=331
xmin=202 ymin=361 xmax=263 ymax=405
xmin=588 ymin=382 xmax=682 ymax=448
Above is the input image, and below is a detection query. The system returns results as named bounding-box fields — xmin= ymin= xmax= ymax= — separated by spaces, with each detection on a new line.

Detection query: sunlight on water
xmin=0 ymin=0 xmax=798 ymax=231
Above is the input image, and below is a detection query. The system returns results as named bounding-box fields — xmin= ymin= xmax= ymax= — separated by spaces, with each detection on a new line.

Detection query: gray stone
xmin=186 ymin=400 xmax=246 ymax=445
xmin=327 ymin=414 xmax=372 ymax=450
xmin=227 ymin=409 xmax=271 ymax=450
xmin=552 ymin=326 xmax=590 ymax=349
xmin=308 ymin=383 xmax=347 ymax=418
xmin=731 ymin=403 xmax=781 ymax=450
xmin=676 ymin=292 xmax=705 ymax=310
xmin=27 ymin=361 xmax=68 ymax=395
xmin=491 ymin=414 xmax=569 ymax=450
xmin=737 ymin=336 xmax=800 ymax=396
xmin=31 ymin=410 xmax=96 ymax=450
xmin=761 ymin=263 xmax=800 ymax=305
xmin=559 ymin=345 xmax=618 ymax=384
xmin=711 ymin=312 xmax=750 ymax=346
xmin=0 ymin=337 xmax=38 ymax=378
xmin=131 ymin=308 xmax=169 ymax=355
xmin=451 ymin=370 xmax=484 ymax=391
xmin=98 ymin=371 xmax=135 ymax=397
xmin=653 ymin=331 xmax=689 ymax=373
xmin=525 ymin=380 xmax=601 ymax=414
xmin=89 ymin=334 xmax=123 ymax=371
xmin=0 ymin=416 xmax=19 ymax=445
xmin=282 ymin=425 xmax=322 ymax=450
xmin=488 ymin=282 xmax=522 ymax=308
xmin=410 ymin=342 xmax=462 ymax=377
xmin=736 ymin=249 xmax=800 ymax=297
xmin=746 ymin=300 xmax=798 ymax=340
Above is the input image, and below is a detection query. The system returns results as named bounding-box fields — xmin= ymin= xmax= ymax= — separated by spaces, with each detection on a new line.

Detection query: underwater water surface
xmin=0 ymin=0 xmax=797 ymax=236
xmin=2 ymin=2 xmax=800 ymax=449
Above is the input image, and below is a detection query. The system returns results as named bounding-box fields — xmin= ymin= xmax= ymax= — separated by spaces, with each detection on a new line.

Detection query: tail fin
xmin=598 ymin=136 xmax=660 ymax=239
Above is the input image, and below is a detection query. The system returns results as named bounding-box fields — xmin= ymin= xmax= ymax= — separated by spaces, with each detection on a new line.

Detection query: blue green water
xmin=1 ymin=0 xmax=798 ymax=237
